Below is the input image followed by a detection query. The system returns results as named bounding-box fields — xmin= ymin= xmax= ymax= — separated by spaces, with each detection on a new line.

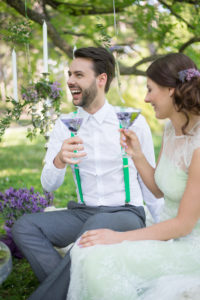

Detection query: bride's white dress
xmin=67 ymin=121 xmax=200 ymax=300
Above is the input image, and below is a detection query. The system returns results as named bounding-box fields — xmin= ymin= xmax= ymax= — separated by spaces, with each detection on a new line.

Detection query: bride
xmin=67 ymin=53 xmax=200 ymax=300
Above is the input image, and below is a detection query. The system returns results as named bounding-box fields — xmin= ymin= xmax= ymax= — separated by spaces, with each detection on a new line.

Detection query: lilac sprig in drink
xmin=61 ymin=118 xmax=83 ymax=134
xmin=116 ymin=111 xmax=140 ymax=129
xmin=116 ymin=107 xmax=141 ymax=158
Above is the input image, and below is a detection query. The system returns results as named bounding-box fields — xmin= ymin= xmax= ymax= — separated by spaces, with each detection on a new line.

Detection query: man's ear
xmin=169 ymin=87 xmax=175 ymax=97
xmin=97 ymin=73 xmax=107 ymax=89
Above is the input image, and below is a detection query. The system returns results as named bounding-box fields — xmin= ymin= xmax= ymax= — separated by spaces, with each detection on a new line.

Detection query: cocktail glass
xmin=116 ymin=107 xmax=141 ymax=157
xmin=61 ymin=115 xmax=84 ymax=202
xmin=61 ymin=117 xmax=83 ymax=136
xmin=61 ymin=116 xmax=83 ymax=161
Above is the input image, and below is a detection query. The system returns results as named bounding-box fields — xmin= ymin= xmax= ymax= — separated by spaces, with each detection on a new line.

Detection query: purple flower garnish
xmin=61 ymin=118 xmax=83 ymax=133
xmin=116 ymin=111 xmax=140 ymax=129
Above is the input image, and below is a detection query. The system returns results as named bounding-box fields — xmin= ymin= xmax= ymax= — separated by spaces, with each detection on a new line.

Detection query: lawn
xmin=0 ymin=127 xmax=162 ymax=299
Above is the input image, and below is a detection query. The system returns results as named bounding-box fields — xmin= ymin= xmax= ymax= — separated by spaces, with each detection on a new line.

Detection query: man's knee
xmin=83 ymin=213 xmax=108 ymax=229
xmin=82 ymin=211 xmax=144 ymax=234
xmin=12 ymin=214 xmax=35 ymax=241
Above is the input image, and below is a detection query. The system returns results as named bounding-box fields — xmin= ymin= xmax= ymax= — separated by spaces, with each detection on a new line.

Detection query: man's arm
xmin=41 ymin=118 xmax=68 ymax=192
xmin=132 ymin=115 xmax=164 ymax=223
xmin=41 ymin=117 xmax=87 ymax=192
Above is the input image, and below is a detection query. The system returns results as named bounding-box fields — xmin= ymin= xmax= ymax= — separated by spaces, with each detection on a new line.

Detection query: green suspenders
xmin=120 ymin=124 xmax=131 ymax=203
xmin=71 ymin=114 xmax=131 ymax=204
xmin=71 ymin=131 xmax=84 ymax=204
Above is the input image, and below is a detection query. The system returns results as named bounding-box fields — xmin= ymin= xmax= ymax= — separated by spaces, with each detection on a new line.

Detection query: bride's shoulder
xmin=193 ymin=121 xmax=200 ymax=135
xmin=191 ymin=121 xmax=200 ymax=149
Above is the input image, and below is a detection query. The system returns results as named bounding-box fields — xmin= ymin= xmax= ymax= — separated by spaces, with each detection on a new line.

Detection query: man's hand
xmin=78 ymin=229 xmax=123 ymax=248
xmin=54 ymin=136 xmax=87 ymax=168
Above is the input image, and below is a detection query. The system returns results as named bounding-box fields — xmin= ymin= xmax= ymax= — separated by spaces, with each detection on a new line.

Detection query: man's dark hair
xmin=74 ymin=47 xmax=115 ymax=93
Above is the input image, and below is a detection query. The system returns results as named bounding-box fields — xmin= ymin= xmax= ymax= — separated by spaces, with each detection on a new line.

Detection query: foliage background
xmin=0 ymin=0 xmax=200 ymax=298
xmin=1 ymin=0 xmax=200 ymax=136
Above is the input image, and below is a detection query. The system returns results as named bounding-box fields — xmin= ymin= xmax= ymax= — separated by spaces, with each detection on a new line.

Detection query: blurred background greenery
xmin=0 ymin=0 xmax=200 ymax=298
xmin=1 ymin=0 xmax=200 ymax=139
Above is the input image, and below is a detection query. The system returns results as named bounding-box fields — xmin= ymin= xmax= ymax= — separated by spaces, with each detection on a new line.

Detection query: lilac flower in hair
xmin=178 ymin=68 xmax=200 ymax=83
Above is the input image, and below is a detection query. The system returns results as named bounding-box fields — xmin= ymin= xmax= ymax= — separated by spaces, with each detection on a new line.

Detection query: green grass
xmin=0 ymin=127 xmax=162 ymax=299
xmin=0 ymin=128 xmax=77 ymax=205
xmin=0 ymin=128 xmax=76 ymax=299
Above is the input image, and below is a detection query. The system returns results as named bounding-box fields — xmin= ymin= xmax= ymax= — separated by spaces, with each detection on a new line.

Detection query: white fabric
xmin=160 ymin=120 xmax=200 ymax=172
xmin=67 ymin=120 xmax=200 ymax=300
xmin=41 ymin=101 xmax=164 ymax=222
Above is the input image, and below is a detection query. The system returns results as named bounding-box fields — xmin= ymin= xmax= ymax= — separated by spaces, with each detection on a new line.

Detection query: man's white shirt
xmin=41 ymin=101 xmax=164 ymax=222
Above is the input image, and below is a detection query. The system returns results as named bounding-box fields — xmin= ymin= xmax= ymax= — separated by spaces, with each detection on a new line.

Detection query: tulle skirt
xmin=67 ymin=228 xmax=200 ymax=300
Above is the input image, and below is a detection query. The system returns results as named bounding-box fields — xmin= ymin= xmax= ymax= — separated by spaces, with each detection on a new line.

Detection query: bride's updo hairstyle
xmin=146 ymin=53 xmax=200 ymax=134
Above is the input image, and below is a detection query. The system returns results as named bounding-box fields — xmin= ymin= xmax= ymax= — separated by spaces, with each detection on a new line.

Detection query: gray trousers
xmin=12 ymin=201 xmax=146 ymax=300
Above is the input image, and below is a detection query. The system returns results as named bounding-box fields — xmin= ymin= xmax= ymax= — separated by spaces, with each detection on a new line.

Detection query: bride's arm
xmin=121 ymin=129 xmax=163 ymax=198
xmin=79 ymin=148 xmax=200 ymax=247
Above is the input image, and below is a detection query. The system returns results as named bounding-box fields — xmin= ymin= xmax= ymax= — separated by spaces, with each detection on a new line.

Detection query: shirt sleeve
xmin=41 ymin=118 xmax=70 ymax=192
xmin=131 ymin=115 xmax=164 ymax=223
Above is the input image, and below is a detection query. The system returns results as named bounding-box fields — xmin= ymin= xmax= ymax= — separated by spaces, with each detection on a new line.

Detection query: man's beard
xmin=73 ymin=79 xmax=98 ymax=108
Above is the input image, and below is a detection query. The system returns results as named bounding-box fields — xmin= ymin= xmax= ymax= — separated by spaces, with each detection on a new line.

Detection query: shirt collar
xmin=77 ymin=100 xmax=116 ymax=125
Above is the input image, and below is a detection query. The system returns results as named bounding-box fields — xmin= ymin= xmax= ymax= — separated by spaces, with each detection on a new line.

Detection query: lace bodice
xmin=155 ymin=120 xmax=200 ymax=219
xmin=162 ymin=120 xmax=200 ymax=171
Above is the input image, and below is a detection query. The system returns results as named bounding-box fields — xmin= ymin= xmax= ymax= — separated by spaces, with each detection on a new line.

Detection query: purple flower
xmin=178 ymin=68 xmax=200 ymax=83
xmin=0 ymin=187 xmax=54 ymax=229
xmin=61 ymin=118 xmax=83 ymax=133
xmin=116 ymin=111 xmax=140 ymax=129
xmin=50 ymin=81 xmax=62 ymax=100
xmin=0 ymin=187 xmax=54 ymax=258
xmin=30 ymin=186 xmax=34 ymax=193
xmin=21 ymin=86 xmax=38 ymax=102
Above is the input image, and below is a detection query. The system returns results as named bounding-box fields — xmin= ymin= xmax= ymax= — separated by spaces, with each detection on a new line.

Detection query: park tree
xmin=1 ymin=0 xmax=200 ymax=75
xmin=0 ymin=0 xmax=200 ymax=138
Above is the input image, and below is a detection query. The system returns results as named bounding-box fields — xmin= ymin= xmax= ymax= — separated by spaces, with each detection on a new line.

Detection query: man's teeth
xmin=71 ymin=90 xmax=81 ymax=94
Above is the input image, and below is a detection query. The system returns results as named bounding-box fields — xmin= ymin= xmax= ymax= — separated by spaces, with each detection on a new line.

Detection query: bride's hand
xmin=78 ymin=229 xmax=123 ymax=248
xmin=120 ymin=129 xmax=143 ymax=159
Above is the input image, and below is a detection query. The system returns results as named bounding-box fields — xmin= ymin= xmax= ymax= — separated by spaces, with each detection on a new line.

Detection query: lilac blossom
xmin=50 ymin=81 xmax=62 ymax=100
xmin=178 ymin=68 xmax=200 ymax=83
xmin=116 ymin=111 xmax=140 ymax=129
xmin=0 ymin=187 xmax=54 ymax=228
xmin=0 ymin=187 xmax=54 ymax=258
xmin=22 ymin=86 xmax=38 ymax=102
xmin=61 ymin=118 xmax=83 ymax=133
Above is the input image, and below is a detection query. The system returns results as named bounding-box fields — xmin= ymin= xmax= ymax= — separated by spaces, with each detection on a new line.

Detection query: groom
xmin=12 ymin=47 xmax=163 ymax=299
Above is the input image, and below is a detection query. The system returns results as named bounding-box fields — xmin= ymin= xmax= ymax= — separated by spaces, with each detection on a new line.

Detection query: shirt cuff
xmin=47 ymin=158 xmax=67 ymax=174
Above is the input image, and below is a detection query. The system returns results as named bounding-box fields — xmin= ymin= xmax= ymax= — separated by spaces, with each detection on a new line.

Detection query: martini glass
xmin=61 ymin=117 xmax=83 ymax=161
xmin=61 ymin=116 xmax=84 ymax=203
xmin=61 ymin=117 xmax=83 ymax=136
xmin=116 ymin=107 xmax=141 ymax=157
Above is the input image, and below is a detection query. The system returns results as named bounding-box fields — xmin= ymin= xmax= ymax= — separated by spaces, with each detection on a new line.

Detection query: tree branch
xmin=3 ymin=0 xmax=73 ymax=58
xmin=62 ymin=31 xmax=89 ymax=37
xmin=179 ymin=36 xmax=200 ymax=52
xmin=173 ymin=0 xmax=199 ymax=4
xmin=45 ymin=0 xmax=132 ymax=16
xmin=159 ymin=0 xmax=195 ymax=30
xmin=119 ymin=54 xmax=163 ymax=76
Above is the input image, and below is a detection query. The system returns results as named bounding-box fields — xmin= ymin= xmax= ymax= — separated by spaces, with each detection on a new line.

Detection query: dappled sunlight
xmin=2 ymin=127 xmax=45 ymax=147
xmin=0 ymin=168 xmax=40 ymax=177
